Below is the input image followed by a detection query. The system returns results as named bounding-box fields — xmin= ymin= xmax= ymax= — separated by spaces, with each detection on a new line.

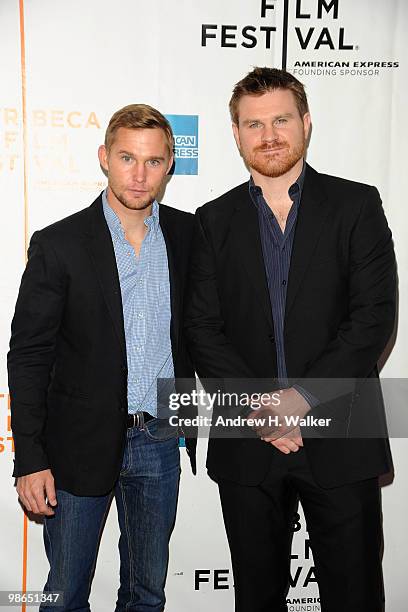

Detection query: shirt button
xmin=138 ymin=312 xmax=144 ymax=318
xmin=282 ymin=280 xmax=287 ymax=286
xmin=136 ymin=346 xmax=143 ymax=352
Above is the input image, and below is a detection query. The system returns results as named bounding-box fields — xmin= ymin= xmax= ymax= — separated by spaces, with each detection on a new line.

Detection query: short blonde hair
xmin=105 ymin=104 xmax=174 ymax=153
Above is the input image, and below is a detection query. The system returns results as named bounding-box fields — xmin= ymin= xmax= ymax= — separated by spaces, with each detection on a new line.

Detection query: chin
xmin=256 ymin=154 xmax=304 ymax=178
xmin=119 ymin=196 xmax=153 ymax=211
xmin=126 ymin=201 xmax=152 ymax=211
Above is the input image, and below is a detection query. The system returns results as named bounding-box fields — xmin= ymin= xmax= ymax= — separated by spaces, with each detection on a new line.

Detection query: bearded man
xmin=185 ymin=67 xmax=396 ymax=612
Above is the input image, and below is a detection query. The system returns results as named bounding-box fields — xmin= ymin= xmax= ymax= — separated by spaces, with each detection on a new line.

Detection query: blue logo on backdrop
xmin=166 ymin=115 xmax=199 ymax=175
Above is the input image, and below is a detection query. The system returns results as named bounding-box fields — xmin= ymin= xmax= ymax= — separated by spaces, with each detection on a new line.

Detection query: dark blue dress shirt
xmin=249 ymin=163 xmax=305 ymax=384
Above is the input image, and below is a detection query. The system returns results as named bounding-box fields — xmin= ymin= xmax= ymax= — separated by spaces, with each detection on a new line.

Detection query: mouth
xmin=128 ymin=188 xmax=149 ymax=196
xmin=258 ymin=146 xmax=287 ymax=154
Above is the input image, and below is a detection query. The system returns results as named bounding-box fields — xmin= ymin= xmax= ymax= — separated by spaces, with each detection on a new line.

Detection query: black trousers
xmin=217 ymin=447 xmax=384 ymax=612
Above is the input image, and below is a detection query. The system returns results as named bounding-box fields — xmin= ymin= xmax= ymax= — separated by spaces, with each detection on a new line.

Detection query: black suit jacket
xmin=185 ymin=164 xmax=396 ymax=488
xmin=8 ymin=194 xmax=195 ymax=495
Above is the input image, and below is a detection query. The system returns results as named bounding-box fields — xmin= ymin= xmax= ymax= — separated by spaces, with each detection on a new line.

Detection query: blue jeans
xmin=40 ymin=422 xmax=180 ymax=612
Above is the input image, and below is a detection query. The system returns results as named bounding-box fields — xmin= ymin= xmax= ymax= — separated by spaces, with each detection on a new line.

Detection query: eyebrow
xmin=117 ymin=150 xmax=166 ymax=161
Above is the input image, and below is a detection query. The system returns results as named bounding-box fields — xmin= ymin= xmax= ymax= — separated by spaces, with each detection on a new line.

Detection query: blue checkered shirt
xmin=103 ymin=191 xmax=174 ymax=416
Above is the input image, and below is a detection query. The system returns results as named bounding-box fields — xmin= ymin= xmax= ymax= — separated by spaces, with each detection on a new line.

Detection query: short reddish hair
xmin=230 ymin=67 xmax=309 ymax=124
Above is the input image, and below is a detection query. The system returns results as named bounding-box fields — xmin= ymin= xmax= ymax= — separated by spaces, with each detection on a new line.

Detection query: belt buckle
xmin=136 ymin=411 xmax=143 ymax=429
xmin=129 ymin=411 xmax=144 ymax=429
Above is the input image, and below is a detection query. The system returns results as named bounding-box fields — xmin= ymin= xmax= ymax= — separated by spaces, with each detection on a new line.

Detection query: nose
xmin=261 ymin=123 xmax=278 ymax=142
xmin=133 ymin=162 xmax=146 ymax=184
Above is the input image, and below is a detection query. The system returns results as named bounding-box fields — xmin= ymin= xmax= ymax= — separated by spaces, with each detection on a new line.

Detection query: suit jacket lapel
xmin=84 ymin=196 xmax=127 ymax=361
xmin=285 ymin=165 xmax=330 ymax=320
xmin=231 ymin=189 xmax=273 ymax=330
xmin=159 ymin=204 xmax=181 ymax=356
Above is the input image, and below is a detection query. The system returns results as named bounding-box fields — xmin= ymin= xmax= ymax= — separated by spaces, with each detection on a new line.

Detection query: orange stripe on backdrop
xmin=19 ymin=0 xmax=29 ymax=258
xmin=18 ymin=1 xmax=29 ymax=611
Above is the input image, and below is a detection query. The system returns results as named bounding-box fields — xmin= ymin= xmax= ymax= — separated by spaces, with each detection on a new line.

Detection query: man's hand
xmin=268 ymin=426 xmax=303 ymax=454
xmin=16 ymin=469 xmax=57 ymax=516
xmin=247 ymin=387 xmax=310 ymax=440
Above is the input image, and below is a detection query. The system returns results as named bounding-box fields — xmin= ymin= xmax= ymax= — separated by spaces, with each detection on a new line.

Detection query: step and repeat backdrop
xmin=1 ymin=1 xmax=407 ymax=610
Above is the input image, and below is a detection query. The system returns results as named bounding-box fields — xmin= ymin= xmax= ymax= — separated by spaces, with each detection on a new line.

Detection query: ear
xmin=98 ymin=144 xmax=109 ymax=172
xmin=166 ymin=153 xmax=174 ymax=175
xmin=302 ymin=112 xmax=311 ymax=141
xmin=232 ymin=122 xmax=241 ymax=150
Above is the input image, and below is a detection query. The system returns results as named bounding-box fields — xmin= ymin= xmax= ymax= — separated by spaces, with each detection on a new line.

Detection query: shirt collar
xmin=249 ymin=159 xmax=306 ymax=205
xmin=102 ymin=189 xmax=160 ymax=239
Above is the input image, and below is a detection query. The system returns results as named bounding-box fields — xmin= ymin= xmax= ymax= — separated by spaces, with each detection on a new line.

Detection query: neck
xmin=106 ymin=187 xmax=153 ymax=233
xmin=251 ymin=158 xmax=304 ymax=204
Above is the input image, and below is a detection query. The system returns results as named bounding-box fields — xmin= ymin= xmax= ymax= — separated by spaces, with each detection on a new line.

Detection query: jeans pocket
xmin=144 ymin=418 xmax=180 ymax=441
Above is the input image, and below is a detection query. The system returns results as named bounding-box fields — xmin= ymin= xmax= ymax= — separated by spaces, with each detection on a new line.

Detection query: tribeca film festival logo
xmin=193 ymin=513 xmax=321 ymax=611
xmin=166 ymin=115 xmax=199 ymax=175
xmin=201 ymin=0 xmax=399 ymax=78
xmin=201 ymin=0 xmax=355 ymax=51
xmin=0 ymin=107 xmax=106 ymax=192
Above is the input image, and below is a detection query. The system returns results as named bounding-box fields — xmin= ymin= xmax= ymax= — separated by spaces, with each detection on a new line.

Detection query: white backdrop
xmin=0 ymin=1 xmax=407 ymax=610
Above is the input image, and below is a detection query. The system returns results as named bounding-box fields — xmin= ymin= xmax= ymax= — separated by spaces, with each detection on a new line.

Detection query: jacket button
xmin=268 ymin=334 xmax=275 ymax=343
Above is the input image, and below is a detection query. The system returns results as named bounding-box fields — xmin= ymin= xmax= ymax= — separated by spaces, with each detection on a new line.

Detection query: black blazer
xmin=8 ymin=194 xmax=195 ymax=495
xmin=185 ymin=164 xmax=396 ymax=488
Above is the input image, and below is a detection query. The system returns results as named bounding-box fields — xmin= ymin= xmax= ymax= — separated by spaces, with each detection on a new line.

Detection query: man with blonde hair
xmin=9 ymin=104 xmax=196 ymax=611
